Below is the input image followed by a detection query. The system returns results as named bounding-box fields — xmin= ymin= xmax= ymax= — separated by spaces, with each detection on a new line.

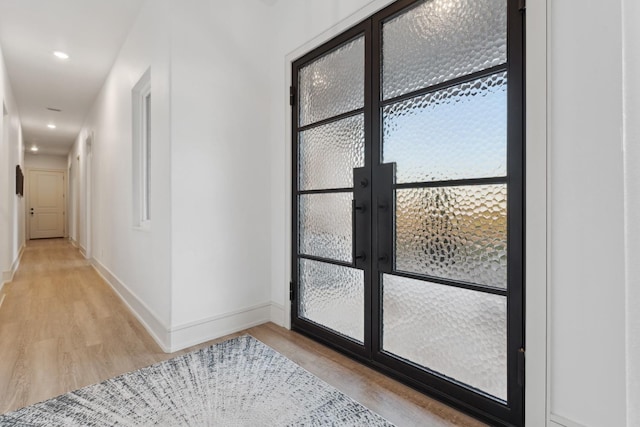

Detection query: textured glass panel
xmin=383 ymin=73 xmax=507 ymax=183
xmin=382 ymin=274 xmax=506 ymax=400
xmin=299 ymin=193 xmax=352 ymax=263
xmin=299 ymin=114 xmax=364 ymax=191
xmin=382 ymin=0 xmax=507 ymax=100
xmin=299 ymin=258 xmax=364 ymax=342
xmin=396 ymin=185 xmax=507 ymax=288
xmin=299 ymin=37 xmax=364 ymax=126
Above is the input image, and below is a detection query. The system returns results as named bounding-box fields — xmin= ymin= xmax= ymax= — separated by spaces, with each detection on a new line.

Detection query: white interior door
xmin=29 ymin=170 xmax=65 ymax=239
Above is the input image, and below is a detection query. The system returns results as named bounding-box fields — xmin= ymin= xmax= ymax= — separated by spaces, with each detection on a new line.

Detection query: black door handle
xmin=352 ymin=199 xmax=367 ymax=266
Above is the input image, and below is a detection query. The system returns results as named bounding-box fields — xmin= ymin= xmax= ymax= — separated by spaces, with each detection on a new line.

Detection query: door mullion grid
xmin=292 ymin=1 xmax=524 ymax=425
xmin=291 ymin=23 xmax=371 ymax=359
xmin=369 ymin=0 xmax=523 ymax=425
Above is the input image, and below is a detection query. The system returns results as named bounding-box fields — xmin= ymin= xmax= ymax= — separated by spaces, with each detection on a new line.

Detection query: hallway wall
xmin=0 ymin=44 xmax=24 ymax=288
xmin=24 ymin=153 xmax=67 ymax=170
xmin=68 ymin=0 xmax=173 ymax=347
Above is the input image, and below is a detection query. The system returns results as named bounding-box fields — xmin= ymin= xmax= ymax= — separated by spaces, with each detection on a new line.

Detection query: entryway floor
xmin=0 ymin=239 xmax=485 ymax=426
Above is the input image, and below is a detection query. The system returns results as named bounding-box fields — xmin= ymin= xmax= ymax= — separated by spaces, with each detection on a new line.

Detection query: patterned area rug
xmin=0 ymin=335 xmax=393 ymax=426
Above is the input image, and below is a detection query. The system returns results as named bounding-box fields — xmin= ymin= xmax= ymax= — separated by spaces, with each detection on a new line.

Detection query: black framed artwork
xmin=15 ymin=165 xmax=23 ymax=196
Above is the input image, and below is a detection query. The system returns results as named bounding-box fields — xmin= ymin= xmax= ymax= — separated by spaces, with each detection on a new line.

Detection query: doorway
xmin=28 ymin=169 xmax=65 ymax=239
xmin=290 ymin=0 xmax=524 ymax=425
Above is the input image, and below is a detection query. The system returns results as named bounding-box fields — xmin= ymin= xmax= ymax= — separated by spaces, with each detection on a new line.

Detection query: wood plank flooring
xmin=0 ymin=239 xmax=485 ymax=426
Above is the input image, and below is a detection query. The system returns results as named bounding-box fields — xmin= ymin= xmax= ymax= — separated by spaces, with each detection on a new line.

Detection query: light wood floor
xmin=0 ymin=239 xmax=486 ymax=426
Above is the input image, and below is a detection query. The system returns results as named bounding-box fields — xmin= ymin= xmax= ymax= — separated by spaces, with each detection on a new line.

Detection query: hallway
xmin=0 ymin=240 xmax=484 ymax=426
xmin=0 ymin=239 xmax=166 ymax=412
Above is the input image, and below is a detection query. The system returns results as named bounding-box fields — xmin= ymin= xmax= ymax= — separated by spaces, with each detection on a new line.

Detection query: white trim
xmin=525 ymin=0 xmax=549 ymax=426
xmin=90 ymin=257 xmax=171 ymax=352
xmin=549 ymin=413 xmax=587 ymax=427
xmin=1 ymin=244 xmax=24 ymax=286
xmin=91 ymin=256 xmax=273 ymax=353
xmin=132 ymin=68 xmax=152 ymax=228
xmin=168 ymin=303 xmax=272 ymax=352
xmin=269 ymin=301 xmax=285 ymax=327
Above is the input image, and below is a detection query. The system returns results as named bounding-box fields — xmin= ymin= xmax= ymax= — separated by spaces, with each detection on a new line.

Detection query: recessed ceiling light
xmin=53 ymin=51 xmax=69 ymax=59
xmin=30 ymin=146 xmax=39 ymax=152
xmin=47 ymin=123 xmax=56 ymax=129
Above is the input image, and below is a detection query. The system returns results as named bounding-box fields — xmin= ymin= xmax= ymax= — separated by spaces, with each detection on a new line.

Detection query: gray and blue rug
xmin=0 ymin=335 xmax=393 ymax=426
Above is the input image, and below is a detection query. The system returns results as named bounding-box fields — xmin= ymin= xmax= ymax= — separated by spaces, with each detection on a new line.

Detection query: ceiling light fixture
xmin=30 ymin=146 xmax=39 ymax=152
xmin=47 ymin=123 xmax=56 ymax=129
xmin=53 ymin=51 xmax=69 ymax=59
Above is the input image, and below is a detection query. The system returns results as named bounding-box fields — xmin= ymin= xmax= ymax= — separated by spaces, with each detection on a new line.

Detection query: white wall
xmin=623 ymin=0 xmax=640 ymax=425
xmin=167 ymin=0 xmax=275 ymax=348
xmin=70 ymin=0 xmax=173 ymax=348
xmin=0 ymin=43 xmax=25 ymax=287
xmin=548 ymin=1 xmax=627 ymax=426
xmin=24 ymin=153 xmax=67 ymax=170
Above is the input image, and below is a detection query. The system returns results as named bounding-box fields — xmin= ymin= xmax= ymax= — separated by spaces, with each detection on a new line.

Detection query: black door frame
xmin=290 ymin=1 xmax=525 ymax=425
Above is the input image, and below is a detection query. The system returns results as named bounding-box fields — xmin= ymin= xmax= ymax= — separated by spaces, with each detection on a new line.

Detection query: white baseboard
xmin=270 ymin=302 xmax=285 ymax=326
xmin=169 ymin=303 xmax=272 ymax=352
xmin=79 ymin=245 xmax=87 ymax=258
xmin=90 ymin=257 xmax=276 ymax=353
xmin=90 ymin=257 xmax=172 ymax=352
xmin=549 ymin=414 xmax=587 ymax=427
xmin=1 ymin=244 xmax=24 ymax=287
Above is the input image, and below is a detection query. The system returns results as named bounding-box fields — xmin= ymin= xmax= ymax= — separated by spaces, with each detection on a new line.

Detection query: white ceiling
xmin=0 ymin=0 xmax=146 ymax=156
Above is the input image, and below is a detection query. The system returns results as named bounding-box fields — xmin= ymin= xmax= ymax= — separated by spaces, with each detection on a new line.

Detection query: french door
xmin=291 ymin=0 xmax=524 ymax=425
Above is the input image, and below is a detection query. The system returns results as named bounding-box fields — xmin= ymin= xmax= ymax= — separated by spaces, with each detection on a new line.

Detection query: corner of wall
xmin=90 ymin=257 xmax=172 ymax=352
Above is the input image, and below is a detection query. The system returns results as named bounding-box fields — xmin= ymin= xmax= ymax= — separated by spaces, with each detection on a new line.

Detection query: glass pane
xmin=299 ymin=114 xmax=364 ymax=191
xmin=382 ymin=0 xmax=507 ymax=100
xmin=299 ymin=36 xmax=364 ymax=126
xmin=383 ymin=73 xmax=507 ymax=183
xmin=396 ymin=184 xmax=507 ymax=288
xmin=382 ymin=274 xmax=506 ymax=400
xmin=299 ymin=258 xmax=364 ymax=343
xmin=299 ymin=193 xmax=352 ymax=263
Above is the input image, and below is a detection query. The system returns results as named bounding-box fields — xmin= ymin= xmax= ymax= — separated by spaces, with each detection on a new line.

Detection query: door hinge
xmin=518 ymin=0 xmax=525 ymax=12
xmin=289 ymin=86 xmax=296 ymax=107
xmin=289 ymin=281 xmax=295 ymax=301
xmin=517 ymin=347 xmax=525 ymax=387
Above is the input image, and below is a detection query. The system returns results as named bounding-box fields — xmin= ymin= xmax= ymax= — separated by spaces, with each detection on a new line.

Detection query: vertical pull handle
xmin=352 ymin=167 xmax=370 ymax=269
xmin=352 ymin=199 xmax=366 ymax=263
xmin=376 ymin=162 xmax=396 ymax=273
